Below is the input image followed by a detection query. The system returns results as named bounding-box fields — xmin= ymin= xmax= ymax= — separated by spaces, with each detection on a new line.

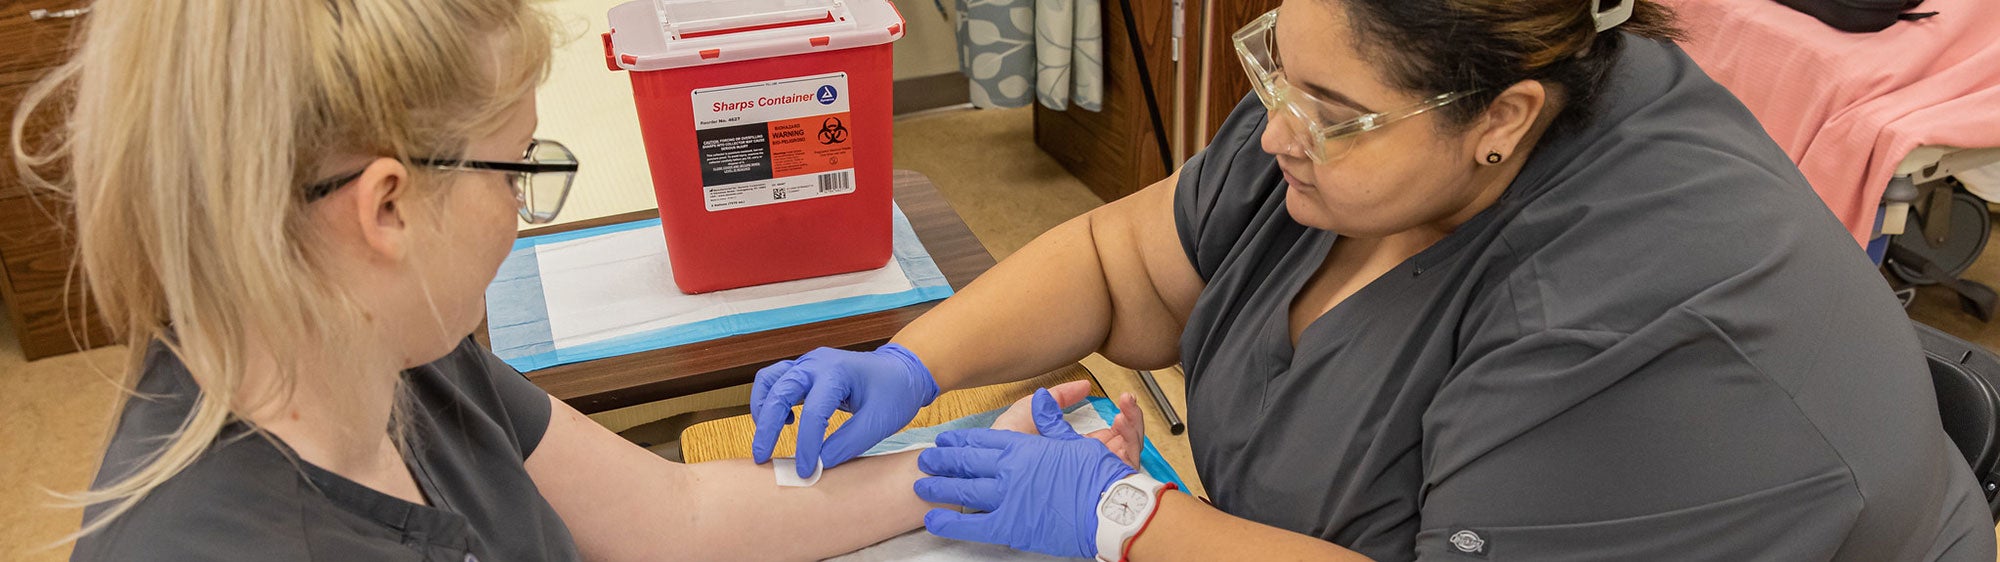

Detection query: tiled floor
xmin=2 ymin=105 xmax=1996 ymax=559
xmin=0 ymin=304 xmax=124 ymax=559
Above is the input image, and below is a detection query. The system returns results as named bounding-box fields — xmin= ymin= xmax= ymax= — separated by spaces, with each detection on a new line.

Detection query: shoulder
xmin=1488 ymin=39 xmax=1877 ymax=336
xmin=403 ymin=337 xmax=553 ymax=459
xmin=410 ymin=337 xmax=519 ymax=399
xmin=1175 ymin=93 xmax=1288 ymax=280
xmin=72 ymin=436 xmax=312 ymax=561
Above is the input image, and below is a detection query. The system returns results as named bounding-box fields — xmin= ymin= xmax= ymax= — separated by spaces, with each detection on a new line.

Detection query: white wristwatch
xmin=1093 ymin=474 xmax=1176 ymax=562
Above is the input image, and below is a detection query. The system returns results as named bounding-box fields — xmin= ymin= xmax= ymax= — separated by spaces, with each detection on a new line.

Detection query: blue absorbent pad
xmin=863 ymin=396 xmax=1189 ymax=493
xmin=484 ymin=204 xmax=953 ymax=372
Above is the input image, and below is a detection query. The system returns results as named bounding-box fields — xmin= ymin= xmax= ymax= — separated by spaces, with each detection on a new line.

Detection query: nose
xmin=1259 ymin=109 xmax=1303 ymax=159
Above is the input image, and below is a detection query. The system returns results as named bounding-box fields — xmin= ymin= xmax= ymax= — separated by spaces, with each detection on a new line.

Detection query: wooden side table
xmin=486 ymin=170 xmax=995 ymax=414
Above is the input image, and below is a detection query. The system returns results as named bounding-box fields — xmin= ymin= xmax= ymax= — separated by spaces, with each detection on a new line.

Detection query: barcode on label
xmin=818 ymin=172 xmax=852 ymax=194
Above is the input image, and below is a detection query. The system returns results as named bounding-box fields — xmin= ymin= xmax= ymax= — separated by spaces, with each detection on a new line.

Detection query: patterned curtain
xmin=955 ymin=0 xmax=1104 ymax=111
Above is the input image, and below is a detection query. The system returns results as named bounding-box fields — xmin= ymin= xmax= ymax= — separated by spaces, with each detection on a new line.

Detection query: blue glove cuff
xmin=880 ymin=343 xmax=941 ymax=407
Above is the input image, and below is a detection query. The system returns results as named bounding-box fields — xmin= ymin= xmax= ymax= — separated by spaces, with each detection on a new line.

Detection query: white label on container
xmin=691 ymin=72 xmax=857 ymax=212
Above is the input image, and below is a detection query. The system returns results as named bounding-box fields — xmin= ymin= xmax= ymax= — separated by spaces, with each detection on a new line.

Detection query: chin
xmin=404 ymin=335 xmax=465 ymax=369
xmin=1285 ymin=196 xmax=1403 ymax=237
xmin=1283 ymin=191 xmax=1341 ymax=231
xmin=400 ymin=310 xmax=484 ymax=369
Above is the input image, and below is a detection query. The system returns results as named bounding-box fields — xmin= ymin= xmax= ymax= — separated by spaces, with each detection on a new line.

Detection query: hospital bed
xmin=1664 ymin=0 xmax=2000 ymax=320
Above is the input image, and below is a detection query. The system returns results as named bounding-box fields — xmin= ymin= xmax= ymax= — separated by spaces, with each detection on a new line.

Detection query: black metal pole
xmin=1137 ymin=370 xmax=1186 ymax=435
xmin=1114 ymin=0 xmax=1178 ymax=177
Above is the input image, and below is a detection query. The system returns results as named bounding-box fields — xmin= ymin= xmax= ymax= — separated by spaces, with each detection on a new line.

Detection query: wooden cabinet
xmin=1032 ymin=0 xmax=1176 ymax=203
xmin=1189 ymin=0 xmax=1282 ymax=152
xmin=1033 ymin=0 xmax=1280 ymax=202
xmin=0 ymin=1 xmax=110 ymax=360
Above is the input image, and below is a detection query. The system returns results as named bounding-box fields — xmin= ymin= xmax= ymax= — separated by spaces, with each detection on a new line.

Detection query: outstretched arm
xmin=896 ymin=171 xmax=1205 ymax=391
xmin=527 ymin=381 xmax=1123 ymax=561
xmin=745 ymin=172 xmax=1206 ymax=477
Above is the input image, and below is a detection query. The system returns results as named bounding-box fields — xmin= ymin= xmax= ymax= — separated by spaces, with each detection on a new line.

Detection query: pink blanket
xmin=1666 ymin=0 xmax=2000 ymax=246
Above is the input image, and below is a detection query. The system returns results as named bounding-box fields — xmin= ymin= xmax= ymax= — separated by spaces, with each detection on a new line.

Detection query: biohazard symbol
xmin=818 ymin=117 xmax=850 ymax=145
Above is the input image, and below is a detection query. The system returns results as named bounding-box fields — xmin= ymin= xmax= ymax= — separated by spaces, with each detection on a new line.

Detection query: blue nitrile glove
xmin=913 ymin=389 xmax=1138 ymax=558
xmin=750 ymin=344 xmax=940 ymax=478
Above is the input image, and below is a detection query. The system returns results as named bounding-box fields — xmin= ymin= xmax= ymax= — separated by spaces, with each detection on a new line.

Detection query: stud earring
xmin=1485 ymin=152 xmax=1503 ymax=165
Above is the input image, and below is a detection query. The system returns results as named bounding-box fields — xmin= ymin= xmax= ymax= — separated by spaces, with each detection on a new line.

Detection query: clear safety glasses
xmin=305 ymin=138 xmax=580 ymax=224
xmin=1234 ymin=9 xmax=1479 ymax=164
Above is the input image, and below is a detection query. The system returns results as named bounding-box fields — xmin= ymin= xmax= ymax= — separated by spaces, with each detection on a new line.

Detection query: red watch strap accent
xmin=1114 ymin=483 xmax=1179 ymax=562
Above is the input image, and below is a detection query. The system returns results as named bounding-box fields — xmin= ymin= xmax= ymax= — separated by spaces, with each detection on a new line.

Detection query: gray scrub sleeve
xmin=1175 ymin=104 xmax=1278 ymax=283
xmin=470 ymin=338 xmax=555 ymax=459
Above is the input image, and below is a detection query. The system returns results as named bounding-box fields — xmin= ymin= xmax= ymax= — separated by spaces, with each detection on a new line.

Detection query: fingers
xmin=1031 ymin=389 xmax=1083 ymax=440
xmin=924 ymin=509 xmax=994 ymax=544
xmin=820 ymin=414 xmax=883 ymax=469
xmin=749 ymin=361 xmax=803 ymax=464
xmin=1117 ymin=392 xmax=1144 ymax=434
xmin=1116 ymin=421 xmax=1143 ymax=465
xmin=749 ymin=360 xmax=794 ymax=419
xmin=1111 ymin=411 xmax=1137 ymax=438
xmin=935 ymin=428 xmax=1033 ymax=450
xmin=794 ymin=376 xmax=850 ymax=478
xmin=1043 ymin=380 xmax=1094 ymax=408
xmin=1113 ymin=393 xmax=1144 ymax=467
xmin=917 ymin=446 xmax=1004 ymax=478
xmin=914 ymin=476 xmax=1003 ymax=512
xmin=1114 ymin=393 xmax=1143 ymax=441
xmin=1085 ymin=429 xmax=1137 ymax=468
xmin=750 ymin=402 xmax=797 ymax=465
xmin=762 ymin=368 xmax=815 ymax=415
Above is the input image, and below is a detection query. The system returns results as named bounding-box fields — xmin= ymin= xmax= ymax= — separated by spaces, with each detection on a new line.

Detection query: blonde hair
xmin=12 ymin=0 xmax=554 ymax=541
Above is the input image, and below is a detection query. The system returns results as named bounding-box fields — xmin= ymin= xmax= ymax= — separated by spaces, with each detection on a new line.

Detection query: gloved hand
xmin=914 ymin=389 xmax=1138 ymax=558
xmin=989 ymin=381 xmax=1145 ymax=469
xmin=750 ymin=344 xmax=940 ymax=478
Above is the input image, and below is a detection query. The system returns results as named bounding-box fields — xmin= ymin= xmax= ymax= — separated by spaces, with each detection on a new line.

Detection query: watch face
xmin=1100 ymin=483 xmax=1149 ymax=526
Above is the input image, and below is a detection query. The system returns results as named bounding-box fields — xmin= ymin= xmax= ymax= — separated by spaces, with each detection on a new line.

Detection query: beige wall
xmin=892 ymin=0 xmax=963 ymax=80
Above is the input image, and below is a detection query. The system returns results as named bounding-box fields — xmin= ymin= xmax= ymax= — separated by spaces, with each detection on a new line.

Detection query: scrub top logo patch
xmin=1449 ymin=530 xmax=1487 ymax=556
xmin=816 ymin=85 xmax=839 ymax=105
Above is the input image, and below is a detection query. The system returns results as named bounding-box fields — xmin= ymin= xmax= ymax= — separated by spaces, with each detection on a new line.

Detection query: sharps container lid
xmin=606 ymin=0 xmax=905 ymax=72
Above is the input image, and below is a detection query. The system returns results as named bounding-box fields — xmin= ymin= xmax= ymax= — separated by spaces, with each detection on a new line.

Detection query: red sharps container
xmin=605 ymin=0 xmax=905 ymax=293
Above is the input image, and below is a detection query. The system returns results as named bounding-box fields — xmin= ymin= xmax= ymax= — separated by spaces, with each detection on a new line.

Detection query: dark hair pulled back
xmin=1338 ymin=0 xmax=1683 ymax=138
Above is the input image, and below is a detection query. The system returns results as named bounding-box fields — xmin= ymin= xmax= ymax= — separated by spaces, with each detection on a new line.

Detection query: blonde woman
xmin=17 ymin=1 xmax=1139 ymax=560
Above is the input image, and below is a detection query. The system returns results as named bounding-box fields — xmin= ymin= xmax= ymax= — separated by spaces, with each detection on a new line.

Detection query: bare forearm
xmin=672 ymin=452 xmax=937 ymax=561
xmin=1130 ymin=493 xmax=1372 ymax=562
xmin=535 ymin=397 xmax=934 ymax=561
xmin=894 ymin=214 xmax=1117 ymax=391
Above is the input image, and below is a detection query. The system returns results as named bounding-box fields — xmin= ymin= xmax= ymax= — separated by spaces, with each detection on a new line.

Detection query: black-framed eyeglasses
xmin=304 ymin=138 xmax=580 ymax=224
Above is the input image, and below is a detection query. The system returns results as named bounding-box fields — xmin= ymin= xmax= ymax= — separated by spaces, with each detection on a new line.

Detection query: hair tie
xmin=1592 ymin=0 xmax=1634 ymax=33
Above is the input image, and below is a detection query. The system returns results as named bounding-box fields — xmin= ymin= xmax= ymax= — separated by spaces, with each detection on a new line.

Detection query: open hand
xmin=988 ymin=380 xmax=1144 ymax=469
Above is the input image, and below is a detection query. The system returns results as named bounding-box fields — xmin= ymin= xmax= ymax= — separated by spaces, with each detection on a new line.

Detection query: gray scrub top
xmin=70 ymin=337 xmax=580 ymax=561
xmin=1174 ymin=36 xmax=1995 ymax=561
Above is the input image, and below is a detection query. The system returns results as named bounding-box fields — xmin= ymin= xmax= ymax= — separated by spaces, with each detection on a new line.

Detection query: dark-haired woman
xmin=750 ymin=1 xmax=1996 ymax=559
